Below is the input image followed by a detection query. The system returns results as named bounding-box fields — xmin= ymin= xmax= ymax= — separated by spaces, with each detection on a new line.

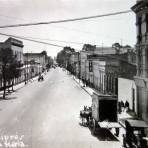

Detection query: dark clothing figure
xmin=120 ymin=101 xmax=124 ymax=108
xmin=118 ymin=102 xmax=122 ymax=114
xmin=115 ymin=128 xmax=120 ymax=137
xmin=125 ymin=101 xmax=129 ymax=111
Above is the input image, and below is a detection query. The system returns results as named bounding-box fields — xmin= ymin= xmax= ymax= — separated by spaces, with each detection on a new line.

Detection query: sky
xmin=0 ymin=0 xmax=137 ymax=58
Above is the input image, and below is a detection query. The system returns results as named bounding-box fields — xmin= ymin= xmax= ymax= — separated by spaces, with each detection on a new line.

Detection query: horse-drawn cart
xmin=80 ymin=92 xmax=121 ymax=136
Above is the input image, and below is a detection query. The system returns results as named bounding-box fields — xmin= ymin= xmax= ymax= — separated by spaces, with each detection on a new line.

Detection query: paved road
xmin=0 ymin=68 xmax=122 ymax=148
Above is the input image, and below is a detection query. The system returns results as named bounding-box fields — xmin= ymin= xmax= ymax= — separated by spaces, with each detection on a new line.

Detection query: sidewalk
xmin=73 ymin=76 xmax=95 ymax=96
xmin=0 ymin=75 xmax=39 ymax=97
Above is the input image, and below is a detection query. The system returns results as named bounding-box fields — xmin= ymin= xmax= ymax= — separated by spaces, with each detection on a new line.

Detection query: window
xmin=89 ymin=61 xmax=93 ymax=72
xmin=138 ymin=48 xmax=143 ymax=76
xmin=138 ymin=17 xmax=142 ymax=35
xmin=146 ymin=14 xmax=148 ymax=33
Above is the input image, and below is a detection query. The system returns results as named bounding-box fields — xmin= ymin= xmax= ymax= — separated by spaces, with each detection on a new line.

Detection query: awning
xmin=98 ymin=121 xmax=121 ymax=128
xmin=127 ymin=119 xmax=148 ymax=128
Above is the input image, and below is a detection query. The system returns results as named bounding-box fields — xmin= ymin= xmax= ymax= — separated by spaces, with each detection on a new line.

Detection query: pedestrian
xmin=118 ymin=101 xmax=122 ymax=114
xmin=115 ymin=128 xmax=120 ymax=137
xmin=125 ymin=100 xmax=129 ymax=112
xmin=120 ymin=100 xmax=125 ymax=112
xmin=84 ymin=106 xmax=86 ymax=111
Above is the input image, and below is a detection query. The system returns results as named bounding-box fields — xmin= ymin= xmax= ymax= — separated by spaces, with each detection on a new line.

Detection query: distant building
xmin=95 ymin=46 xmax=116 ymax=55
xmin=132 ymin=0 xmax=148 ymax=123
xmin=95 ymin=46 xmax=135 ymax=56
xmin=69 ymin=52 xmax=80 ymax=77
xmin=80 ymin=50 xmax=94 ymax=80
xmin=24 ymin=52 xmax=46 ymax=69
xmin=46 ymin=56 xmax=53 ymax=68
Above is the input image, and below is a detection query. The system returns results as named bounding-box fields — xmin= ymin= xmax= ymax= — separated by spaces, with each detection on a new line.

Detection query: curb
xmin=72 ymin=77 xmax=92 ymax=96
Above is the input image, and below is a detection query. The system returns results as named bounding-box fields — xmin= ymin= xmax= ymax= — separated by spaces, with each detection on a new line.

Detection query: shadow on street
xmin=0 ymin=96 xmax=17 ymax=101
xmin=79 ymin=122 xmax=119 ymax=141
xmin=90 ymin=128 xmax=119 ymax=141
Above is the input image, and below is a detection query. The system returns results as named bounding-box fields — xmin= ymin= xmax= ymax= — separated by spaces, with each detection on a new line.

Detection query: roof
xmin=5 ymin=37 xmax=24 ymax=48
xmin=24 ymin=53 xmax=45 ymax=56
xmin=93 ymin=92 xmax=117 ymax=100
xmin=95 ymin=47 xmax=116 ymax=55
xmin=126 ymin=119 xmax=148 ymax=128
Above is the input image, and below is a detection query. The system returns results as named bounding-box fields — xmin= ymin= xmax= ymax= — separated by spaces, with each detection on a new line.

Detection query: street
xmin=0 ymin=67 xmax=122 ymax=148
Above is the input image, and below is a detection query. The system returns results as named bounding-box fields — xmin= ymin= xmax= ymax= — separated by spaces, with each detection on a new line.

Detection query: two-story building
xmin=0 ymin=37 xmax=24 ymax=64
xmin=0 ymin=37 xmax=24 ymax=87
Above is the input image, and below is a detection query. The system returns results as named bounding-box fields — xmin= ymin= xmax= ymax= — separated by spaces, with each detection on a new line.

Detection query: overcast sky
xmin=0 ymin=0 xmax=136 ymax=57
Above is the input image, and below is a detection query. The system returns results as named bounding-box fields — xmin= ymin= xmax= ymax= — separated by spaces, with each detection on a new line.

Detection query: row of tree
xmin=56 ymin=46 xmax=75 ymax=67
xmin=0 ymin=48 xmax=21 ymax=99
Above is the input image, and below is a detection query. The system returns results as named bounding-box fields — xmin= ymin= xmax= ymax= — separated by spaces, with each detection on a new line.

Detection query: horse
xmin=80 ymin=110 xmax=92 ymax=126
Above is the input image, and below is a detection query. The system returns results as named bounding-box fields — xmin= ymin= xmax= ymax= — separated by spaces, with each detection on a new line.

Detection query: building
xmin=132 ymin=1 xmax=148 ymax=123
xmin=86 ymin=54 xmax=136 ymax=96
xmin=0 ymin=38 xmax=24 ymax=88
xmin=80 ymin=44 xmax=96 ymax=80
xmin=46 ymin=56 xmax=53 ymax=68
xmin=95 ymin=46 xmax=116 ymax=55
xmin=0 ymin=37 xmax=24 ymax=64
xmin=86 ymin=57 xmax=106 ymax=93
xmin=24 ymin=51 xmax=46 ymax=70
xmin=69 ymin=52 xmax=80 ymax=77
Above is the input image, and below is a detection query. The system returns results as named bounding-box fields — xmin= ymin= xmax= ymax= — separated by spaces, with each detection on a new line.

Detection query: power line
xmin=24 ymin=36 xmax=84 ymax=45
xmin=0 ymin=31 xmax=101 ymax=47
xmin=20 ymin=35 xmax=101 ymax=46
xmin=0 ymin=32 xmax=102 ymax=51
xmin=0 ymin=10 xmax=132 ymax=28
xmin=0 ymin=32 xmax=64 ymax=48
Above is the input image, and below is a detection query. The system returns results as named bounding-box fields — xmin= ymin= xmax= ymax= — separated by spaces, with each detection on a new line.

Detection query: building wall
xmin=0 ymin=38 xmax=24 ymax=89
xmin=5 ymin=38 xmax=24 ymax=64
xmin=132 ymin=0 xmax=148 ymax=125
xmin=24 ymin=54 xmax=46 ymax=68
xmin=11 ymin=45 xmax=24 ymax=63
xmin=69 ymin=52 xmax=79 ymax=76
xmin=118 ymin=78 xmax=137 ymax=113
xmin=93 ymin=60 xmax=106 ymax=92
xmin=80 ymin=51 xmax=88 ymax=79
xmin=94 ymin=47 xmax=116 ymax=55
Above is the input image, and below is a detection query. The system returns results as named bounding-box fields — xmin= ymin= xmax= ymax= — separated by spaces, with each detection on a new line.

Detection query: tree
xmin=112 ymin=43 xmax=122 ymax=54
xmin=0 ymin=48 xmax=21 ymax=99
xmin=8 ymin=60 xmax=21 ymax=91
xmin=56 ymin=46 xmax=75 ymax=67
xmin=82 ymin=44 xmax=96 ymax=51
